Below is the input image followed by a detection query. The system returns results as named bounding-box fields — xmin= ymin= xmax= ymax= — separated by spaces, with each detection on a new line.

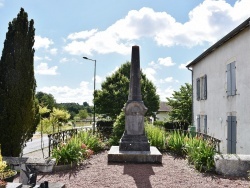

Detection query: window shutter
xmin=227 ymin=116 xmax=232 ymax=153
xmin=231 ymin=62 xmax=236 ymax=96
xmin=227 ymin=64 xmax=232 ymax=96
xmin=197 ymin=115 xmax=200 ymax=132
xmin=231 ymin=116 xmax=237 ymax=154
xmin=204 ymin=75 xmax=207 ymax=100
xmin=196 ymin=78 xmax=200 ymax=101
xmin=204 ymin=115 xmax=207 ymax=134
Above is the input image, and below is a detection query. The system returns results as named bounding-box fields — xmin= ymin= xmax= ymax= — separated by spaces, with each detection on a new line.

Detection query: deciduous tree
xmin=94 ymin=62 xmax=159 ymax=119
xmin=166 ymin=83 xmax=192 ymax=127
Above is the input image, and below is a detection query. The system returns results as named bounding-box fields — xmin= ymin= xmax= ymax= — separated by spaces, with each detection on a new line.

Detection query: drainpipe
xmin=187 ymin=67 xmax=194 ymax=126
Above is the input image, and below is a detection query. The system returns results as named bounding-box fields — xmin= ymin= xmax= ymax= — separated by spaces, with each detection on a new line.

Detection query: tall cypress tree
xmin=0 ymin=8 xmax=39 ymax=156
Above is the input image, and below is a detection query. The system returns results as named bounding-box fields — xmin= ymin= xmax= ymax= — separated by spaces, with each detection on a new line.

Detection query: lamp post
xmin=83 ymin=57 xmax=96 ymax=133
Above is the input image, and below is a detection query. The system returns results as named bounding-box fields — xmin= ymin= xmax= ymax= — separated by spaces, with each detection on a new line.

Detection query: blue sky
xmin=0 ymin=0 xmax=249 ymax=105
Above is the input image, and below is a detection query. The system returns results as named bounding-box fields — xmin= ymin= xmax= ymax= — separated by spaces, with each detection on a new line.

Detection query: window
xmin=227 ymin=116 xmax=237 ymax=154
xmin=227 ymin=62 xmax=236 ymax=96
xmin=196 ymin=75 xmax=207 ymax=101
xmin=196 ymin=114 xmax=207 ymax=134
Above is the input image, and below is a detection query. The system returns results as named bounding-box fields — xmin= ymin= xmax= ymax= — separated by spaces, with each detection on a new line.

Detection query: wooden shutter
xmin=204 ymin=75 xmax=207 ymax=100
xmin=204 ymin=115 xmax=207 ymax=134
xmin=227 ymin=64 xmax=232 ymax=96
xmin=196 ymin=78 xmax=200 ymax=101
xmin=231 ymin=62 xmax=236 ymax=96
xmin=227 ymin=116 xmax=237 ymax=154
xmin=227 ymin=116 xmax=232 ymax=153
xmin=231 ymin=116 xmax=237 ymax=153
xmin=197 ymin=115 xmax=200 ymax=132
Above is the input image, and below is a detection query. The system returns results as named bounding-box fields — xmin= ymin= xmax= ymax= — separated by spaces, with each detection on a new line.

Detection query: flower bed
xmin=52 ymin=131 xmax=104 ymax=166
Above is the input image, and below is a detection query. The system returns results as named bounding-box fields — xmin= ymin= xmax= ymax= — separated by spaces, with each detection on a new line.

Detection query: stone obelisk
xmin=119 ymin=45 xmax=150 ymax=151
xmin=108 ymin=45 xmax=162 ymax=163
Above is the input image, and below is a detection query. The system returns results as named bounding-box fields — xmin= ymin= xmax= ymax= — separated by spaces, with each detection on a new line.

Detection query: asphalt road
xmin=23 ymin=134 xmax=49 ymax=155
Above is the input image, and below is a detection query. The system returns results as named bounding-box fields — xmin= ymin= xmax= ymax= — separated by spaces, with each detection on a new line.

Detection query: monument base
xmin=119 ymin=134 xmax=150 ymax=151
xmin=108 ymin=146 xmax=162 ymax=163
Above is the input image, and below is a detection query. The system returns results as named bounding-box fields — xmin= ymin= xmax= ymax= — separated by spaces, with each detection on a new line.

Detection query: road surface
xmin=23 ymin=134 xmax=49 ymax=155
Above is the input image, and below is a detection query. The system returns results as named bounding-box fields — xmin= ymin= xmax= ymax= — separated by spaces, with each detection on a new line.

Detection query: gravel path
xmin=18 ymin=150 xmax=249 ymax=188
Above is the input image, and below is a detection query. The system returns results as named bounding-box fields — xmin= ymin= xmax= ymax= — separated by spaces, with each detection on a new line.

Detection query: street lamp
xmin=83 ymin=56 xmax=96 ymax=133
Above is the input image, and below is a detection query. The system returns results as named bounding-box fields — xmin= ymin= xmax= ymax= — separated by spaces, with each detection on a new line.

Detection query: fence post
xmin=48 ymin=134 xmax=51 ymax=157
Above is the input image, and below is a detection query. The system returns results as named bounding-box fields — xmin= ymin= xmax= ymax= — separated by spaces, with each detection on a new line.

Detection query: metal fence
xmin=48 ymin=127 xmax=221 ymax=157
xmin=166 ymin=129 xmax=221 ymax=152
xmin=47 ymin=127 xmax=92 ymax=157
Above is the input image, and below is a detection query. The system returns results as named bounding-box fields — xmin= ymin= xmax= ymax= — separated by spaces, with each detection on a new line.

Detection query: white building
xmin=157 ymin=101 xmax=171 ymax=121
xmin=187 ymin=17 xmax=250 ymax=154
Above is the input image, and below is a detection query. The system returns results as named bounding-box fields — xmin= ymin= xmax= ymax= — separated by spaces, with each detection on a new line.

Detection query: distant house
xmin=187 ymin=17 xmax=250 ymax=154
xmin=157 ymin=101 xmax=171 ymax=121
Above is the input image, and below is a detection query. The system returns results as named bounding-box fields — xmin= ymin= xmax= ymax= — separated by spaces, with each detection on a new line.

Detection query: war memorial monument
xmin=108 ymin=45 xmax=162 ymax=163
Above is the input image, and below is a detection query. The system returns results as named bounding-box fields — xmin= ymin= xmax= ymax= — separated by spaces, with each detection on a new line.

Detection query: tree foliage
xmin=51 ymin=108 xmax=71 ymax=123
xmin=36 ymin=91 xmax=56 ymax=111
xmin=166 ymin=83 xmax=192 ymax=126
xmin=57 ymin=102 xmax=92 ymax=119
xmin=0 ymin=8 xmax=38 ymax=156
xmin=94 ymin=62 xmax=159 ymax=119
xmin=77 ymin=109 xmax=88 ymax=119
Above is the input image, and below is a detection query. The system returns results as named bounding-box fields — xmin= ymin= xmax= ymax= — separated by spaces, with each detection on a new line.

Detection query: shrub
xmin=52 ymin=131 xmax=103 ymax=165
xmin=153 ymin=121 xmax=165 ymax=127
xmin=166 ymin=130 xmax=187 ymax=156
xmin=52 ymin=137 xmax=84 ymax=165
xmin=153 ymin=121 xmax=175 ymax=130
xmin=76 ymin=131 xmax=104 ymax=153
xmin=185 ymin=137 xmax=216 ymax=172
xmin=145 ymin=124 xmax=166 ymax=150
xmin=108 ymin=112 xmax=125 ymax=146
xmin=96 ymin=120 xmax=114 ymax=140
xmin=163 ymin=122 xmax=175 ymax=129
xmin=166 ymin=130 xmax=217 ymax=172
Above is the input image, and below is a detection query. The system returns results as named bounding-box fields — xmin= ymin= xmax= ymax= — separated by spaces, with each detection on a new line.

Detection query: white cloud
xmin=63 ymin=0 xmax=250 ymax=56
xmin=34 ymin=56 xmax=42 ymax=61
xmin=158 ymin=57 xmax=175 ymax=67
xmin=160 ymin=77 xmax=179 ymax=83
xmin=157 ymin=86 xmax=174 ymax=101
xmin=95 ymin=75 xmax=103 ymax=84
xmin=148 ymin=61 xmax=160 ymax=69
xmin=64 ymin=32 xmax=131 ymax=56
xmin=60 ymin=58 xmax=69 ymax=63
xmin=38 ymin=81 xmax=93 ymax=105
xmin=35 ymin=63 xmax=58 ymax=75
xmin=44 ymin=56 xmax=52 ymax=61
xmin=164 ymin=86 xmax=174 ymax=98
xmin=67 ymin=29 xmax=98 ymax=40
xmin=164 ymin=77 xmax=174 ymax=83
xmin=107 ymin=66 xmax=119 ymax=76
xmin=231 ymin=0 xmax=250 ymax=21
xmin=34 ymin=36 xmax=54 ymax=49
xmin=50 ymin=48 xmax=58 ymax=55
xmin=0 ymin=0 xmax=4 ymax=8
xmin=142 ymin=67 xmax=156 ymax=83
xmin=179 ymin=61 xmax=191 ymax=69
xmin=59 ymin=57 xmax=79 ymax=64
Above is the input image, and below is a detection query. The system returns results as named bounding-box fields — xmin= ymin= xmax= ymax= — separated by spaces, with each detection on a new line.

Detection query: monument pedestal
xmin=108 ymin=146 xmax=162 ymax=163
xmin=119 ymin=134 xmax=150 ymax=151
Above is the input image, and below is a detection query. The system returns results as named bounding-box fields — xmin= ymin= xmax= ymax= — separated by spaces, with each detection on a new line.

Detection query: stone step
xmin=108 ymin=146 xmax=162 ymax=163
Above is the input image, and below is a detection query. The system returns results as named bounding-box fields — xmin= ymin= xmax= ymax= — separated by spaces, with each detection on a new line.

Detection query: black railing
xmin=48 ymin=127 xmax=92 ymax=157
xmin=166 ymin=129 xmax=221 ymax=152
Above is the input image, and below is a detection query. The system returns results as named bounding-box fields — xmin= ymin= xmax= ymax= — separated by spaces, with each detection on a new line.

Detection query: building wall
xmin=192 ymin=28 xmax=250 ymax=154
xmin=157 ymin=112 xmax=169 ymax=121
